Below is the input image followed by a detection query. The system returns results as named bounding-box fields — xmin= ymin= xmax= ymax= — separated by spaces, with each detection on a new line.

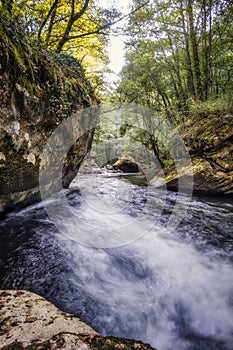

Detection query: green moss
xmin=0 ymin=13 xmax=96 ymax=106
xmin=0 ymin=158 xmax=39 ymax=195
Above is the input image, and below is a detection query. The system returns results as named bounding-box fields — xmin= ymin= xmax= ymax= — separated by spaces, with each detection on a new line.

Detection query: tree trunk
xmin=149 ymin=134 xmax=165 ymax=169
xmin=56 ymin=0 xmax=90 ymax=52
xmin=180 ymin=0 xmax=195 ymax=99
xmin=187 ymin=0 xmax=203 ymax=100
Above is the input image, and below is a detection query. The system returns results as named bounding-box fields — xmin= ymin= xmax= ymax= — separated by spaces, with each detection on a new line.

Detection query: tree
xmin=119 ymin=0 xmax=233 ymax=109
xmin=0 ymin=0 xmax=122 ymax=94
xmin=1 ymin=0 xmax=13 ymax=14
xmin=116 ymin=0 xmax=233 ymax=167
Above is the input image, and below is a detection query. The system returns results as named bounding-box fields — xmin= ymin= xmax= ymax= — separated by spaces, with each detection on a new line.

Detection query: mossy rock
xmin=0 ymin=14 xmax=98 ymax=216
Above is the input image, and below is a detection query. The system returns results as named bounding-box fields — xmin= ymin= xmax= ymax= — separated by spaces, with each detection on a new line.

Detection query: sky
xmin=108 ymin=36 xmax=125 ymax=75
xmin=97 ymin=0 xmax=132 ymax=83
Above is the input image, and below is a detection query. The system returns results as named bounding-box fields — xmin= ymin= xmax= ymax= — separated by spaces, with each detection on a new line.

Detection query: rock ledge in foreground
xmin=0 ymin=290 xmax=157 ymax=350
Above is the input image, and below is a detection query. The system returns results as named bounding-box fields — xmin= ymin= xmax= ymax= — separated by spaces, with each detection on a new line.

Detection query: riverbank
xmin=151 ymin=108 xmax=233 ymax=195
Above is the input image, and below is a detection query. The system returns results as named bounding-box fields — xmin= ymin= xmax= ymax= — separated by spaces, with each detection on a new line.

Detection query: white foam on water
xmin=55 ymin=175 xmax=233 ymax=350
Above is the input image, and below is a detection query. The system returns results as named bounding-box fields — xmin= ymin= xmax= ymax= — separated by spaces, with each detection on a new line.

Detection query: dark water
xmin=0 ymin=173 xmax=233 ymax=350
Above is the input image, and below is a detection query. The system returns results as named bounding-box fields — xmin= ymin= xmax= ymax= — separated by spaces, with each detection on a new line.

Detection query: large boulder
xmin=0 ymin=14 xmax=98 ymax=216
xmin=113 ymin=158 xmax=140 ymax=173
xmin=0 ymin=290 xmax=157 ymax=350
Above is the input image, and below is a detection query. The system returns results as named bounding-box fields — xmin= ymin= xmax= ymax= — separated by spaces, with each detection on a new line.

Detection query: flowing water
xmin=0 ymin=172 xmax=233 ymax=350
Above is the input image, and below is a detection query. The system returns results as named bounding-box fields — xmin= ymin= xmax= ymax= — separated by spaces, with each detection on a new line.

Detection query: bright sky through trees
xmin=98 ymin=0 xmax=132 ymax=83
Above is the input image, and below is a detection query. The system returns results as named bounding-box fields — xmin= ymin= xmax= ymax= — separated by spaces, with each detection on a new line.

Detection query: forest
xmin=1 ymin=0 xmax=232 ymax=109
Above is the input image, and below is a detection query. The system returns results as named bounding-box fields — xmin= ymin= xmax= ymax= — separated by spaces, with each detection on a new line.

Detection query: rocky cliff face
xmin=0 ymin=14 xmax=98 ymax=216
xmin=182 ymin=111 xmax=233 ymax=194
xmin=0 ymin=290 xmax=157 ymax=350
xmin=151 ymin=110 xmax=233 ymax=195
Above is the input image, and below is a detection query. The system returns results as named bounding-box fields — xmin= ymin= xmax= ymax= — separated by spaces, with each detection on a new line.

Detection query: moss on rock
xmin=151 ymin=109 xmax=233 ymax=195
xmin=0 ymin=13 xmax=98 ymax=216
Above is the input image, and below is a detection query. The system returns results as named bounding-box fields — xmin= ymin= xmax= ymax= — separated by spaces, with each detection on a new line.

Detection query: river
xmin=0 ymin=172 xmax=233 ymax=350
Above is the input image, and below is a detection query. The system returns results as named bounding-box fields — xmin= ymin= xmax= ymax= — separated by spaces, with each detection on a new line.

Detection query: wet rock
xmin=0 ymin=290 xmax=157 ymax=350
xmin=113 ymin=158 xmax=140 ymax=173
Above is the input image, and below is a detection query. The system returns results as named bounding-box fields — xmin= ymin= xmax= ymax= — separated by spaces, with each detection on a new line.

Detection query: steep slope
xmin=152 ymin=109 xmax=233 ymax=195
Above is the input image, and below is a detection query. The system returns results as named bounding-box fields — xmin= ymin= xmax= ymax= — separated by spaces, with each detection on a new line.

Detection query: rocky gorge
xmin=0 ymin=8 xmax=232 ymax=350
xmin=0 ymin=13 xmax=157 ymax=350
xmin=0 ymin=10 xmax=232 ymax=217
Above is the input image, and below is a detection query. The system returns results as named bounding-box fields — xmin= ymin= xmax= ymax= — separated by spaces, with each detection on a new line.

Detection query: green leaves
xmin=1 ymin=0 xmax=118 ymax=94
xmin=119 ymin=0 xmax=233 ymax=120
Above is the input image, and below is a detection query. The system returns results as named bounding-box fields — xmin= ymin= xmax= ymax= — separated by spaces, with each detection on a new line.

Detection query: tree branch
xmin=56 ymin=0 xmax=90 ymax=52
xmin=38 ymin=0 xmax=59 ymax=40
xmin=62 ymin=1 xmax=151 ymax=44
